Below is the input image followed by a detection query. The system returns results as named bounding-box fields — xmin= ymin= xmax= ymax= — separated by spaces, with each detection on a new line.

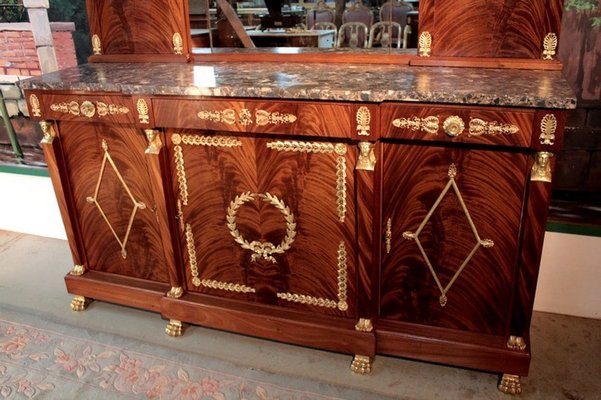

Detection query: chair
xmin=368 ymin=21 xmax=402 ymax=48
xmin=306 ymin=0 xmax=335 ymax=31
xmin=340 ymin=1 xmax=373 ymax=48
xmin=343 ymin=1 xmax=374 ymax=27
xmin=336 ymin=22 xmax=369 ymax=48
xmin=379 ymin=0 xmax=413 ymax=48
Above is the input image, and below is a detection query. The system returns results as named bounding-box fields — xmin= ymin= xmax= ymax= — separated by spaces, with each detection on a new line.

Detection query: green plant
xmin=0 ymin=0 xmax=28 ymax=23
xmin=565 ymin=0 xmax=599 ymax=12
xmin=47 ymin=0 xmax=91 ymax=65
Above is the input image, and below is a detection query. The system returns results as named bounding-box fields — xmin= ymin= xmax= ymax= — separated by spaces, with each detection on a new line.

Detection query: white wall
xmin=0 ymin=172 xmax=66 ymax=240
xmin=0 ymin=172 xmax=599 ymax=319
xmin=534 ymin=232 xmax=601 ymax=319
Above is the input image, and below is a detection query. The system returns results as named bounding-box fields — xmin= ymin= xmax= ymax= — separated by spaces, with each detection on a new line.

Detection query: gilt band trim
xmin=185 ymin=223 xmax=201 ymax=287
xmin=181 ymin=134 xmax=242 ymax=147
xmin=172 ymin=134 xmax=189 ymax=206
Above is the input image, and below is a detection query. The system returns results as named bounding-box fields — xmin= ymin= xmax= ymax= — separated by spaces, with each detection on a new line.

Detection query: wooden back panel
xmin=419 ymin=0 xmax=564 ymax=59
xmin=86 ymin=0 xmax=190 ymax=62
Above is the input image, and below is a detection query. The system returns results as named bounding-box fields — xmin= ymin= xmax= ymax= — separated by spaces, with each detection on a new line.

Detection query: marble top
xmin=19 ymin=61 xmax=576 ymax=109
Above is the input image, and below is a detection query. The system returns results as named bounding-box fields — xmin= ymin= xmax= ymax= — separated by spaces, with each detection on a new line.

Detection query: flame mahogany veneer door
xmin=169 ymin=130 xmax=357 ymax=318
xmin=86 ymin=0 xmax=189 ymax=58
xmin=418 ymin=0 xmax=564 ymax=58
xmin=58 ymin=121 xmax=170 ymax=284
xmin=380 ymin=143 xmax=529 ymax=336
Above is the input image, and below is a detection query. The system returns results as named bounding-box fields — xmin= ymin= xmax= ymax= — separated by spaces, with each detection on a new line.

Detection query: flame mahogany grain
xmin=86 ymin=0 xmax=190 ymax=60
xmin=419 ymin=0 xmax=564 ymax=59
xmin=169 ymin=130 xmax=358 ymax=317
xmin=380 ymin=143 xmax=529 ymax=336
xmin=58 ymin=122 xmax=170 ymax=283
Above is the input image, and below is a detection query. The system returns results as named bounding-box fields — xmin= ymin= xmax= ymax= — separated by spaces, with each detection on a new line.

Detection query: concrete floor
xmin=1 ymin=230 xmax=600 ymax=399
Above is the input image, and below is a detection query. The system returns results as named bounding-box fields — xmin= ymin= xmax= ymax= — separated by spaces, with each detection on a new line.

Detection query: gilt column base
xmin=498 ymin=374 xmax=522 ymax=395
xmin=350 ymin=354 xmax=372 ymax=374
xmin=70 ymin=295 xmax=92 ymax=311
xmin=165 ymin=319 xmax=184 ymax=337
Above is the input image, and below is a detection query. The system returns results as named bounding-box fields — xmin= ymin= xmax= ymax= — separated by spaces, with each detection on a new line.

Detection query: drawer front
xmin=381 ymin=104 xmax=534 ymax=148
xmin=153 ymin=98 xmax=359 ymax=138
xmin=40 ymin=94 xmax=135 ymax=124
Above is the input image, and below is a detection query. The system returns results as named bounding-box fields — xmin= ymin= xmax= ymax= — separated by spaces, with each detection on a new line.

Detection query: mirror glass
xmin=189 ymin=0 xmax=419 ymax=54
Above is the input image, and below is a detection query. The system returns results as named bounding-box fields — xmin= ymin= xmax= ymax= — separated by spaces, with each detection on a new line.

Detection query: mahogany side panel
xmin=58 ymin=122 xmax=170 ymax=283
xmin=355 ymin=145 xmax=378 ymax=320
xmin=161 ymin=293 xmax=375 ymax=356
xmin=86 ymin=0 xmax=190 ymax=59
xmin=39 ymin=123 xmax=87 ymax=267
xmin=510 ymin=157 xmax=554 ymax=339
xmin=169 ymin=130 xmax=357 ymax=317
xmin=145 ymin=131 xmax=184 ymax=289
xmin=419 ymin=0 xmax=564 ymax=59
xmin=380 ymin=143 xmax=528 ymax=336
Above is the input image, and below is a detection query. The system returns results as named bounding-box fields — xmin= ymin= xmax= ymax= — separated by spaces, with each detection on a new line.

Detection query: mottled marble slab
xmin=20 ymin=62 xmax=576 ymax=109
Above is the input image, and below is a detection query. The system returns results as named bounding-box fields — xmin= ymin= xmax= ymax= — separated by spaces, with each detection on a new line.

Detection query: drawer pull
xmin=468 ymin=118 xmax=519 ymax=137
xmin=392 ymin=116 xmax=439 ymax=134
xmin=443 ymin=115 xmax=465 ymax=137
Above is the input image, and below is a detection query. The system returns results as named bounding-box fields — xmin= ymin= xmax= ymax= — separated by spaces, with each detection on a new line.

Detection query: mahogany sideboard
xmin=21 ymin=61 xmax=575 ymax=394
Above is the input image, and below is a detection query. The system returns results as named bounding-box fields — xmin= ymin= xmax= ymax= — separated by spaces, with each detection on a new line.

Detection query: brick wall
xmin=0 ymin=22 xmax=77 ymax=77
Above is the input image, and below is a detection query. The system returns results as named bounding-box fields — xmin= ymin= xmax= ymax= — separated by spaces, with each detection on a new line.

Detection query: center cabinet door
xmin=168 ymin=130 xmax=357 ymax=317
xmin=380 ymin=143 xmax=529 ymax=336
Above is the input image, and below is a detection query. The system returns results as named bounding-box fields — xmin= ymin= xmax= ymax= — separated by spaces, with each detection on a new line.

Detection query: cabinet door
xmin=58 ymin=121 xmax=170 ymax=283
xmin=86 ymin=0 xmax=189 ymax=59
xmin=169 ymin=130 xmax=357 ymax=317
xmin=380 ymin=143 xmax=528 ymax=335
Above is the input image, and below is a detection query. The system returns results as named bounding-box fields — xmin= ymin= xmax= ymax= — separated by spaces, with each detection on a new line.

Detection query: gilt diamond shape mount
xmin=86 ymin=140 xmax=146 ymax=259
xmin=402 ymin=164 xmax=494 ymax=307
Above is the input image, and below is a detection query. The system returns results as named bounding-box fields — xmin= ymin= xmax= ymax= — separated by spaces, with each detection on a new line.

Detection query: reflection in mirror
xmin=189 ymin=0 xmax=418 ymax=52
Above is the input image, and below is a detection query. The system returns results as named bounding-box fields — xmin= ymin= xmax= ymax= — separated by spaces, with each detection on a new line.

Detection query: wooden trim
xmin=89 ymin=54 xmax=190 ymax=63
xmin=190 ymin=50 xmax=564 ymax=70
xmin=376 ymin=321 xmax=531 ymax=376
xmin=192 ymin=51 xmax=414 ymax=65
xmin=144 ymin=135 xmax=184 ymax=289
xmin=40 ymin=123 xmax=87 ymax=268
xmin=161 ymin=293 xmax=376 ymax=356
xmin=65 ymin=271 xmax=170 ymax=313
xmin=410 ymin=57 xmax=564 ymax=71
